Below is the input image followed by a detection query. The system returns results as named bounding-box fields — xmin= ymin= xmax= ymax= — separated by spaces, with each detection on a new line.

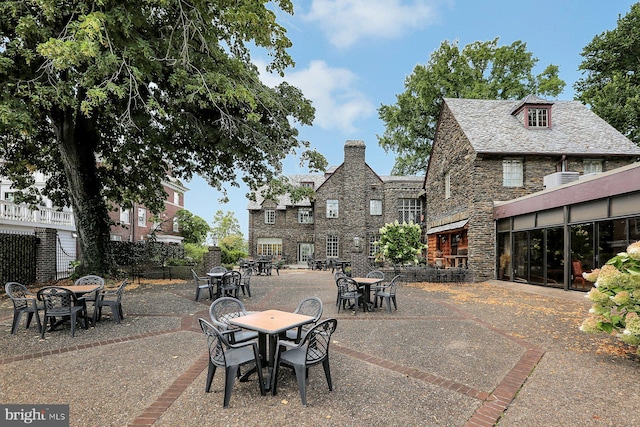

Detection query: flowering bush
xmin=378 ymin=221 xmax=426 ymax=266
xmin=580 ymin=241 xmax=640 ymax=353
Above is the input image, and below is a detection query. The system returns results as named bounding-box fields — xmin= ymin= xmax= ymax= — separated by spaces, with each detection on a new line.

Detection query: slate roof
xmin=443 ymin=98 xmax=640 ymax=156
xmin=246 ymin=172 xmax=423 ymax=210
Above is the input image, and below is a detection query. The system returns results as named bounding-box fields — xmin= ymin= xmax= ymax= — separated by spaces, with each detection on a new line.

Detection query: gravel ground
xmin=1 ymin=271 xmax=639 ymax=427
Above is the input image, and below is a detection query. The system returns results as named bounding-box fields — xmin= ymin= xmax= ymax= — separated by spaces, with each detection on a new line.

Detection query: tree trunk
xmin=54 ymin=107 xmax=113 ymax=275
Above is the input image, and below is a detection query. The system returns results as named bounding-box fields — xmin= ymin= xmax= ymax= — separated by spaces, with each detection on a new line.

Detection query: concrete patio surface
xmin=1 ymin=270 xmax=639 ymax=427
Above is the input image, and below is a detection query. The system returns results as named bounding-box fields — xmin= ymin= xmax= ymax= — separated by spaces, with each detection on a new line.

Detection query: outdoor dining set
xmin=5 ymin=275 xmax=128 ymax=338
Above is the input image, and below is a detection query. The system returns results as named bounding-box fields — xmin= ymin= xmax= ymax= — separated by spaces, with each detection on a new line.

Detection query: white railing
xmin=0 ymin=200 xmax=74 ymax=227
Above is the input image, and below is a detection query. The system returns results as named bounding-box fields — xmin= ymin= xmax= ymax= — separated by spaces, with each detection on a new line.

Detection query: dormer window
xmin=301 ymin=181 xmax=315 ymax=189
xmin=527 ymin=107 xmax=548 ymax=128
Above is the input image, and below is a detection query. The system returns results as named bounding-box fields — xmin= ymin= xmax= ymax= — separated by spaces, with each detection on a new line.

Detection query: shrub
xmin=580 ymin=241 xmax=640 ymax=353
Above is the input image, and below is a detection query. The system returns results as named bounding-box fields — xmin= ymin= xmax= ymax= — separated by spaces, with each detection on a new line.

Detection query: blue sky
xmin=185 ymin=0 xmax=638 ymax=239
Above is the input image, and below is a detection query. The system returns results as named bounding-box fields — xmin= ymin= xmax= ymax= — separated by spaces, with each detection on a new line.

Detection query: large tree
xmin=378 ymin=38 xmax=565 ymax=174
xmin=0 ymin=1 xmax=320 ymax=274
xmin=574 ymin=3 xmax=640 ymax=147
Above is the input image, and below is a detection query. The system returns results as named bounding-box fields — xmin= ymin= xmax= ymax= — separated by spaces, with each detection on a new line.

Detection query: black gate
xmin=0 ymin=230 xmax=37 ymax=285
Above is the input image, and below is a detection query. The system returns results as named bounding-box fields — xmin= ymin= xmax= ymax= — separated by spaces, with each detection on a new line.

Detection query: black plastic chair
xmin=374 ymin=275 xmax=401 ymax=313
xmin=333 ymin=271 xmax=347 ymax=306
xmin=5 ymin=282 xmax=42 ymax=335
xmin=94 ymin=279 xmax=127 ymax=324
xmin=336 ymin=277 xmax=363 ymax=314
xmin=208 ymin=297 xmax=258 ymax=344
xmin=220 ymin=271 xmax=240 ymax=298
xmin=285 ymin=297 xmax=323 ymax=342
xmin=366 ymin=270 xmax=385 ymax=302
xmin=37 ymin=287 xmax=87 ymax=338
xmin=192 ymin=269 xmax=213 ymax=301
xmin=209 ymin=266 xmax=228 ymax=274
xmin=271 ymin=318 xmax=338 ymax=406
xmin=198 ymin=318 xmax=265 ymax=408
xmin=239 ymin=268 xmax=253 ymax=297
xmin=74 ymin=275 xmax=105 ymax=321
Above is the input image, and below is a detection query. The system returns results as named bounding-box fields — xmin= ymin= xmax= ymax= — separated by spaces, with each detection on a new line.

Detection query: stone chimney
xmin=343 ymin=140 xmax=366 ymax=166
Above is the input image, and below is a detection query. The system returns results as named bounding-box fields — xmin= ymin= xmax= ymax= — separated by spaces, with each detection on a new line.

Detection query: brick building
xmin=247 ymin=140 xmax=424 ymax=266
xmin=108 ymin=176 xmax=188 ymax=243
xmin=424 ymin=96 xmax=640 ymax=281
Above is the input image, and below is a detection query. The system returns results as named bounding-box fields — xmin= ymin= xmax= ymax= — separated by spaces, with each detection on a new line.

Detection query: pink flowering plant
xmin=580 ymin=241 xmax=640 ymax=353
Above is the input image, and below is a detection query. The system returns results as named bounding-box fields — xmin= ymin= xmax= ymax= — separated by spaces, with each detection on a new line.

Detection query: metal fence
xmin=0 ymin=230 xmax=37 ymax=285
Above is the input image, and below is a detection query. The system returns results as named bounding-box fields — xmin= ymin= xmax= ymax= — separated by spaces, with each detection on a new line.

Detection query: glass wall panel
xmin=597 ymin=219 xmax=627 ymax=266
xmin=546 ymin=227 xmax=564 ymax=286
xmin=629 ymin=216 xmax=640 ymax=242
xmin=529 ymin=229 xmax=544 ymax=285
xmin=513 ymin=231 xmax=529 ymax=283
xmin=570 ymin=223 xmax=594 ymax=290
xmin=497 ymin=232 xmax=511 ymax=281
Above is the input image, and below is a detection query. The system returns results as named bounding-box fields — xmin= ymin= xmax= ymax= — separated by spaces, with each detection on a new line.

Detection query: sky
xmin=185 ymin=0 xmax=639 ymax=239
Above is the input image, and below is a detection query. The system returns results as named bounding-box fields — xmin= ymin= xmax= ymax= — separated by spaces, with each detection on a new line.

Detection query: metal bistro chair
xmin=209 ymin=297 xmax=258 ymax=344
xmin=270 ymin=318 xmax=338 ymax=406
xmin=5 ymin=282 xmax=42 ymax=335
xmin=198 ymin=318 xmax=265 ymax=408
xmin=193 ymin=269 xmax=213 ymax=301
xmin=37 ymin=286 xmax=88 ymax=338
xmin=93 ymin=279 xmax=128 ymax=324
xmin=285 ymin=297 xmax=323 ymax=343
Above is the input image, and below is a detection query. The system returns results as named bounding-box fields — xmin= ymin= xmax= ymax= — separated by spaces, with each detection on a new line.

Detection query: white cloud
xmin=257 ymin=59 xmax=375 ymax=133
xmin=300 ymin=0 xmax=440 ymax=48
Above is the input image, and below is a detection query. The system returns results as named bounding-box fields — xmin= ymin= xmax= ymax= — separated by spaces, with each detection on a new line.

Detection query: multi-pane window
xmin=300 ymin=181 xmax=315 ymax=189
xmin=172 ymin=217 xmax=179 ymax=232
xmin=527 ymin=108 xmax=548 ymax=128
xmin=370 ymin=199 xmax=382 ymax=216
xmin=445 ymin=171 xmax=451 ymax=199
xmin=173 ymin=191 xmax=180 ymax=205
xmin=368 ymin=235 xmax=380 ymax=257
xmin=326 ymin=235 xmax=339 ymax=257
xmin=503 ymin=159 xmax=523 ymax=187
xmin=583 ymin=159 xmax=603 ymax=175
xmin=326 ymin=199 xmax=339 ymax=218
xmin=120 ymin=208 xmax=130 ymax=224
xmin=264 ymin=209 xmax=275 ymax=224
xmin=257 ymin=238 xmax=282 ymax=257
xmin=298 ymin=207 xmax=314 ymax=224
xmin=398 ymin=198 xmax=422 ymax=224
xmin=137 ymin=208 xmax=146 ymax=227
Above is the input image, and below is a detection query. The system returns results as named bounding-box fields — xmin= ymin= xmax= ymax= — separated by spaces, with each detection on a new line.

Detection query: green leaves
xmin=378 ymin=38 xmax=566 ymax=175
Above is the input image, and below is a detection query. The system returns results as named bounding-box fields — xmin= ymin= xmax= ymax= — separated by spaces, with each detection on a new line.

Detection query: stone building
xmin=247 ymin=140 xmax=424 ymax=267
xmin=424 ymin=96 xmax=640 ymax=282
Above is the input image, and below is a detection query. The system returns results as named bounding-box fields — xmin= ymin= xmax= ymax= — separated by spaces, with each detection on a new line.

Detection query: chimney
xmin=344 ymin=140 xmax=366 ymax=166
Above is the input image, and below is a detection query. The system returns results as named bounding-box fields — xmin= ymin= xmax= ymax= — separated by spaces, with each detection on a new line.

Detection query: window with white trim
xmin=503 ymin=159 xmax=523 ymax=187
xmin=445 ymin=171 xmax=451 ymax=199
xmin=173 ymin=217 xmax=179 ymax=232
xmin=326 ymin=199 xmax=339 ymax=218
xmin=370 ymin=199 xmax=382 ymax=216
xmin=298 ymin=207 xmax=314 ymax=224
xmin=326 ymin=235 xmax=339 ymax=257
xmin=527 ymin=108 xmax=548 ymax=128
xmin=398 ymin=198 xmax=422 ymax=224
xmin=173 ymin=191 xmax=180 ymax=205
xmin=583 ymin=159 xmax=602 ymax=175
xmin=257 ymin=238 xmax=282 ymax=257
xmin=264 ymin=209 xmax=275 ymax=224
xmin=137 ymin=208 xmax=146 ymax=227
xmin=120 ymin=208 xmax=130 ymax=224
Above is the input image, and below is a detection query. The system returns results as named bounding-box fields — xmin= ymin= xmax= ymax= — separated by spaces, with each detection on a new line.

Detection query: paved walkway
xmin=1 ymin=270 xmax=639 ymax=426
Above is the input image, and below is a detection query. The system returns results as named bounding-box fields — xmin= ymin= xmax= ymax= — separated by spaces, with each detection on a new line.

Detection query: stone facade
xmin=247 ymin=140 xmax=424 ymax=265
xmin=425 ymin=97 xmax=640 ymax=282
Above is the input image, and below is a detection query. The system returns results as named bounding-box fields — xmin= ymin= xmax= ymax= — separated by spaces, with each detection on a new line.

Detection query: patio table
xmin=351 ymin=277 xmax=383 ymax=312
xmin=228 ymin=309 xmax=314 ymax=389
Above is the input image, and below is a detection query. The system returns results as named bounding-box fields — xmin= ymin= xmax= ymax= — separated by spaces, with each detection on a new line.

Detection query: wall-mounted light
xmin=353 ymin=236 xmax=360 ymax=249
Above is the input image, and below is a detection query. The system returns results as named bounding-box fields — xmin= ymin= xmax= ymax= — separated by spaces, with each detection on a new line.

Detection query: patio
xmin=1 ymin=270 xmax=639 ymax=426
